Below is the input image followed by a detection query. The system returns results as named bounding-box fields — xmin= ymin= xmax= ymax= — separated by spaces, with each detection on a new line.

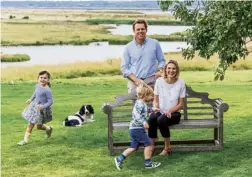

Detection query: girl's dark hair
xmin=38 ymin=70 xmax=51 ymax=87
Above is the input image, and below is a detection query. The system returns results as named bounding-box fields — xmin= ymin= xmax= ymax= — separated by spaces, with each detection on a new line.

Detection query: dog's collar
xmin=75 ymin=113 xmax=84 ymax=122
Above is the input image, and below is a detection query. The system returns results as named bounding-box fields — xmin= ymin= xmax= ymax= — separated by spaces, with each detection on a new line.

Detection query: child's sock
xmin=144 ymin=159 xmax=151 ymax=165
xmin=45 ymin=125 xmax=50 ymax=131
xmin=24 ymin=132 xmax=30 ymax=142
xmin=118 ymin=154 xmax=126 ymax=162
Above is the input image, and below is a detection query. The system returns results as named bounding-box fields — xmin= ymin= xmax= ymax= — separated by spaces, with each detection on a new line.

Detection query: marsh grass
xmin=1 ymin=72 xmax=252 ymax=177
xmin=1 ymin=19 xmax=187 ymax=46
xmin=0 ymin=54 xmax=30 ymax=62
xmin=1 ymin=8 xmax=189 ymax=46
xmin=1 ymin=8 xmax=176 ymax=21
xmin=85 ymin=18 xmax=193 ymax=25
xmin=2 ymin=51 xmax=252 ymax=81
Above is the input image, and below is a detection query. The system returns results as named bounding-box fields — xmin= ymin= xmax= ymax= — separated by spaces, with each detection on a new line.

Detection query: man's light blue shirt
xmin=121 ymin=37 xmax=165 ymax=79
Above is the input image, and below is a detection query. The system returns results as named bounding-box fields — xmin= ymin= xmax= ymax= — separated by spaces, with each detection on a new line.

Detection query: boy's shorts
xmin=129 ymin=129 xmax=152 ymax=149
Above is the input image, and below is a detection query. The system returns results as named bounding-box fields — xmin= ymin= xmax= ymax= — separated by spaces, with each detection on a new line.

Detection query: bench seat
xmin=113 ymin=119 xmax=219 ymax=130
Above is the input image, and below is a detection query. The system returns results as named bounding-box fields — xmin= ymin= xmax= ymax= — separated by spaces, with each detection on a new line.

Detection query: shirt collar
xmin=134 ymin=37 xmax=148 ymax=46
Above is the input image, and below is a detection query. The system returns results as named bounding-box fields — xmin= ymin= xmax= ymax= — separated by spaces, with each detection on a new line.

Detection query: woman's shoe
xmin=158 ymin=148 xmax=172 ymax=156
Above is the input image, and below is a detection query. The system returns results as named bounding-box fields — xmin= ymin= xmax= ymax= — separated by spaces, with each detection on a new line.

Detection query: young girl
xmin=17 ymin=70 xmax=53 ymax=146
xmin=114 ymin=83 xmax=161 ymax=170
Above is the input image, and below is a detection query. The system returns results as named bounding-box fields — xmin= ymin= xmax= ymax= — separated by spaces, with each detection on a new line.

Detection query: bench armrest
xmin=102 ymin=93 xmax=136 ymax=115
xmin=214 ymin=99 xmax=229 ymax=112
xmin=214 ymin=99 xmax=229 ymax=121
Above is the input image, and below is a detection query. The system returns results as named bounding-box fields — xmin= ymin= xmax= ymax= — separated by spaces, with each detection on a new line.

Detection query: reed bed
xmin=2 ymin=51 xmax=252 ymax=81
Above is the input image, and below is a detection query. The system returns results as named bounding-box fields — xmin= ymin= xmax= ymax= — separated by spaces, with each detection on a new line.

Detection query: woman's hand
xmin=165 ymin=110 xmax=172 ymax=118
xmin=26 ymin=99 xmax=32 ymax=104
xmin=152 ymin=107 xmax=160 ymax=112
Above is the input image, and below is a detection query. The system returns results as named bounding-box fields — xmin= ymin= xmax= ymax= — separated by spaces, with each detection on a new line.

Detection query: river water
xmin=1 ymin=41 xmax=187 ymax=68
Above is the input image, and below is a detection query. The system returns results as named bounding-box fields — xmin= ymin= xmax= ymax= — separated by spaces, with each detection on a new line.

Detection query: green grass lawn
xmin=1 ymin=72 xmax=252 ymax=177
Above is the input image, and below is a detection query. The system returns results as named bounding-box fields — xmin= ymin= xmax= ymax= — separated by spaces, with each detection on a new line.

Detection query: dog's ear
xmin=79 ymin=105 xmax=85 ymax=115
xmin=87 ymin=105 xmax=94 ymax=114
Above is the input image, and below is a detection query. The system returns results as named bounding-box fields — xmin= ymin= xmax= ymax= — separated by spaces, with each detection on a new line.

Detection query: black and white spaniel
xmin=63 ymin=105 xmax=95 ymax=127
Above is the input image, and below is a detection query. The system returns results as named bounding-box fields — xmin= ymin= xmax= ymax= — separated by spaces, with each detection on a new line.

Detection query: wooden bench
xmin=102 ymin=86 xmax=229 ymax=155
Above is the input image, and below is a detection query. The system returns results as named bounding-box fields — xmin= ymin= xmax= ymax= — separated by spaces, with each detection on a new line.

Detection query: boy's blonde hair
xmin=136 ymin=83 xmax=153 ymax=100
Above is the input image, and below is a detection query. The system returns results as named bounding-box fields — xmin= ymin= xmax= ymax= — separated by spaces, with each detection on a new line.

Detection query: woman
xmin=148 ymin=59 xmax=186 ymax=155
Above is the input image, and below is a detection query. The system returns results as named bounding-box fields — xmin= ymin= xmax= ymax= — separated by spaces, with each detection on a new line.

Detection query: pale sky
xmin=2 ymin=0 xmax=146 ymax=1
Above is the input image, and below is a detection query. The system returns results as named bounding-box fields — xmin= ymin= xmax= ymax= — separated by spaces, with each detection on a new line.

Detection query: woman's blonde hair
xmin=163 ymin=59 xmax=180 ymax=80
xmin=136 ymin=83 xmax=153 ymax=100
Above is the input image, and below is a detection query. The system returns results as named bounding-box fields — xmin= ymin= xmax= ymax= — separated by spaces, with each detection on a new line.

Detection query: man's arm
xmin=127 ymin=74 xmax=143 ymax=86
xmin=156 ymin=41 xmax=166 ymax=69
xmin=121 ymin=47 xmax=132 ymax=78
xmin=154 ymin=41 xmax=166 ymax=78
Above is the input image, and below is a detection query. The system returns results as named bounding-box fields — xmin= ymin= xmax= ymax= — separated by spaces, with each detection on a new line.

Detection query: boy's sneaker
xmin=145 ymin=161 xmax=161 ymax=169
xmin=45 ymin=126 xmax=53 ymax=138
xmin=114 ymin=157 xmax=122 ymax=170
xmin=17 ymin=140 xmax=27 ymax=146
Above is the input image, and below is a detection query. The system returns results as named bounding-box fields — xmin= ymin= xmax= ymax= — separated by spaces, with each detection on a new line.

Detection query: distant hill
xmin=1 ymin=1 xmax=161 ymax=10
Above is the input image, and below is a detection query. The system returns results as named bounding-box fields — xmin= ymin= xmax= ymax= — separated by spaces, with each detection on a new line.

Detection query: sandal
xmin=158 ymin=148 xmax=172 ymax=156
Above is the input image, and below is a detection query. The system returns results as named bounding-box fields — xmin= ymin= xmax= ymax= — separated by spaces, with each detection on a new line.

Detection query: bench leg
xmin=214 ymin=128 xmax=219 ymax=144
xmin=108 ymin=115 xmax=114 ymax=156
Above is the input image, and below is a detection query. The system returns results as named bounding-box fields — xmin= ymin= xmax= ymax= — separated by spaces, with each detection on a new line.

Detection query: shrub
xmin=22 ymin=16 xmax=29 ymax=19
xmin=1 ymin=54 xmax=30 ymax=62
xmin=9 ymin=15 xmax=15 ymax=19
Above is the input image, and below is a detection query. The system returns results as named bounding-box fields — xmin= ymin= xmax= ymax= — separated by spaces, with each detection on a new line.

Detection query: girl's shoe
xmin=17 ymin=140 xmax=27 ymax=146
xmin=45 ymin=126 xmax=53 ymax=138
xmin=158 ymin=148 xmax=172 ymax=156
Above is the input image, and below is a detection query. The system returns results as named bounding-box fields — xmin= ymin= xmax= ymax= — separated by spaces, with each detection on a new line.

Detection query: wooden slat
xmin=187 ymin=112 xmax=213 ymax=115
xmin=117 ymin=103 xmax=134 ymax=107
xmin=187 ymin=107 xmax=213 ymax=110
xmin=112 ymin=112 xmax=214 ymax=119
xmin=113 ymin=114 xmax=132 ymax=119
xmin=113 ymin=119 xmax=219 ymax=130
xmin=114 ymin=140 xmax=214 ymax=146
xmin=113 ymin=107 xmax=213 ymax=113
xmin=112 ymin=144 xmax=222 ymax=155
xmin=187 ymin=101 xmax=202 ymax=104
xmin=113 ymin=109 xmax=132 ymax=112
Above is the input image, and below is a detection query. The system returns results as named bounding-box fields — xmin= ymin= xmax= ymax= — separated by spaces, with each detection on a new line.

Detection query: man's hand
xmin=143 ymin=122 xmax=149 ymax=129
xmin=154 ymin=72 xmax=162 ymax=79
xmin=134 ymin=78 xmax=144 ymax=86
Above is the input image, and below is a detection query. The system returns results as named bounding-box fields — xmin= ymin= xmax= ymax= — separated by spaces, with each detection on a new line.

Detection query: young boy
xmin=114 ymin=83 xmax=161 ymax=170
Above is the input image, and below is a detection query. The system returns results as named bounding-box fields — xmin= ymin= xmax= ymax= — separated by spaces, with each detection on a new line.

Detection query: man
xmin=121 ymin=19 xmax=166 ymax=94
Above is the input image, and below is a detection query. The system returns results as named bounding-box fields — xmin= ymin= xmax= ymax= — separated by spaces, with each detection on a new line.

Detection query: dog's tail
xmin=63 ymin=117 xmax=72 ymax=126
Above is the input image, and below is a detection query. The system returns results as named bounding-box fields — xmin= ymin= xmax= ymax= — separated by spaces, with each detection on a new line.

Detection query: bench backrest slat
xmin=104 ymin=85 xmax=220 ymax=122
